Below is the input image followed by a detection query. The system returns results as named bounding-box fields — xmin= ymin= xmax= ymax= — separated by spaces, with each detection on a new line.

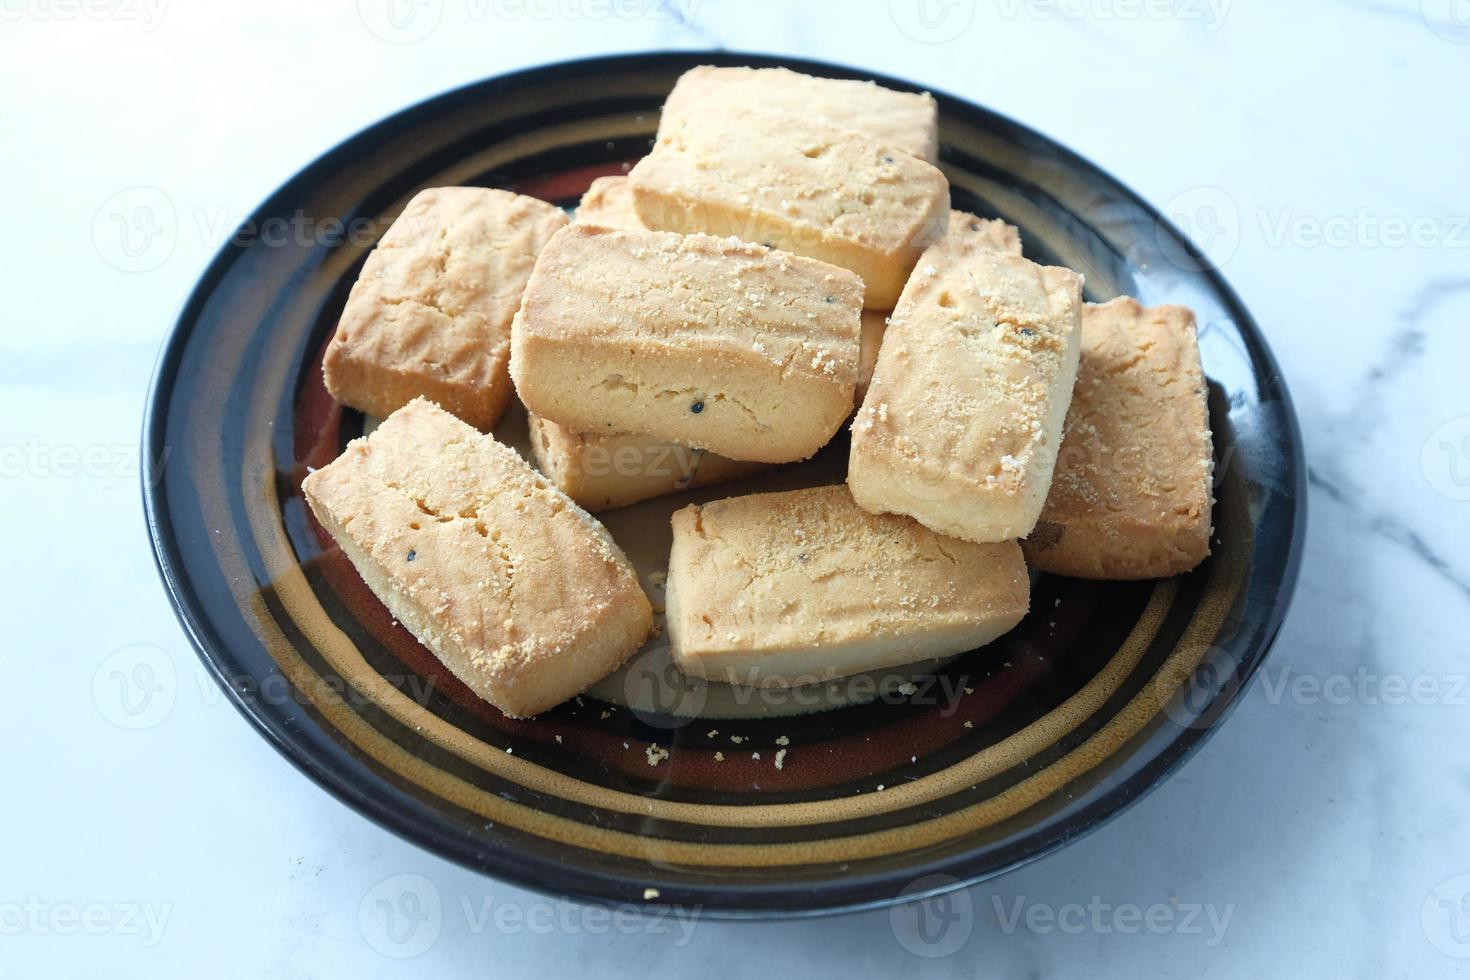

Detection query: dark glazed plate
xmin=142 ymin=52 xmax=1304 ymax=917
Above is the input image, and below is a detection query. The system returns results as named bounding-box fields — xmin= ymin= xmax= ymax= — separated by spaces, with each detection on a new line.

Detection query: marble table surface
xmin=5 ymin=2 xmax=1467 ymax=976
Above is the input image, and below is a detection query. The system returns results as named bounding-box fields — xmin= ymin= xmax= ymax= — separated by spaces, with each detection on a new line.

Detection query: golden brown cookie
xmin=629 ymin=107 xmax=949 ymax=309
xmin=302 ymin=398 xmax=651 ymax=718
xmin=527 ymin=415 xmax=767 ymax=512
xmin=510 ymin=225 xmax=863 ymax=463
xmin=1022 ymin=297 xmax=1214 ymax=578
xmin=573 ymin=176 xmax=645 ymax=231
xmin=848 ymin=241 xmax=1083 ymax=542
xmin=658 ymin=65 xmax=939 ymax=163
xmin=665 ymin=485 xmax=1029 ymax=686
xmin=323 ymin=187 xmax=566 ymax=430
xmin=853 ymin=212 xmax=1023 ymax=405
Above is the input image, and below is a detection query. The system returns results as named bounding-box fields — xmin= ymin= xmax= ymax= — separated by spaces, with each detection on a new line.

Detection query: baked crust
xmin=509 ymin=224 xmax=862 ymax=463
xmin=848 ymin=241 xmax=1083 ymax=543
xmin=527 ymin=414 xmax=767 ymax=512
xmin=629 ymin=107 xmax=949 ymax=309
xmin=323 ymin=187 xmax=566 ymax=430
xmin=574 ymin=176 xmax=645 ymax=231
xmin=853 ymin=212 xmax=1023 ymax=406
xmin=1022 ymin=297 xmax=1215 ymax=578
xmin=301 ymin=398 xmax=651 ymax=718
xmin=947 ymin=209 xmax=1023 ymax=255
xmin=658 ymin=65 xmax=940 ymax=164
xmin=666 ymin=485 xmax=1029 ymax=686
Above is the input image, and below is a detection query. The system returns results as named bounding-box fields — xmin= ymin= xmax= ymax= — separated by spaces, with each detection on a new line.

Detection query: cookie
xmin=658 ymin=65 xmax=939 ymax=163
xmin=628 ymin=107 xmax=949 ymax=309
xmin=1022 ymin=297 xmax=1214 ymax=578
xmin=948 ymin=209 xmax=1022 ymax=255
xmin=509 ymin=224 xmax=863 ymax=463
xmin=574 ymin=175 xmax=645 ymax=231
xmin=527 ymin=414 xmax=767 ymax=512
xmin=665 ymin=485 xmax=1029 ymax=686
xmin=323 ymin=187 xmax=566 ymax=430
xmin=853 ymin=212 xmax=1022 ymax=405
xmin=848 ymin=244 xmax=1083 ymax=542
xmin=301 ymin=398 xmax=652 ymax=718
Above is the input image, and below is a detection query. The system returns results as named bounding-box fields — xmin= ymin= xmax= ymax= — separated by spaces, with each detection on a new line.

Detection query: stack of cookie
xmin=303 ymin=65 xmax=1215 ymax=718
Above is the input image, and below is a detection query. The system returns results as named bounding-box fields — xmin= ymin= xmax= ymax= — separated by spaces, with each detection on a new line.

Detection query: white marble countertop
xmin=6 ymin=2 xmax=1468 ymax=976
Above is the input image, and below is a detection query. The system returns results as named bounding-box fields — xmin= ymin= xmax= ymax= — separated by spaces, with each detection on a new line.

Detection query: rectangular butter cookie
xmin=628 ymin=107 xmax=949 ymax=309
xmin=1022 ymin=297 xmax=1215 ymax=579
xmin=527 ymin=414 xmax=767 ymax=512
xmin=666 ymin=485 xmax=1029 ymax=686
xmin=509 ymin=225 xmax=863 ymax=463
xmin=658 ymin=65 xmax=939 ymax=164
xmin=848 ymin=243 xmax=1083 ymax=543
xmin=302 ymin=398 xmax=652 ymax=718
xmin=323 ymin=187 xmax=566 ymax=430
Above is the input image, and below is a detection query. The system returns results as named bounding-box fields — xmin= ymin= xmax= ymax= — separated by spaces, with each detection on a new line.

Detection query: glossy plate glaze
xmin=142 ymin=52 xmax=1304 ymax=917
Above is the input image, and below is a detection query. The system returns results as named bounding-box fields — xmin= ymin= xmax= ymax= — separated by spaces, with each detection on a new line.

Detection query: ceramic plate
xmin=142 ymin=52 xmax=1304 ymax=916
